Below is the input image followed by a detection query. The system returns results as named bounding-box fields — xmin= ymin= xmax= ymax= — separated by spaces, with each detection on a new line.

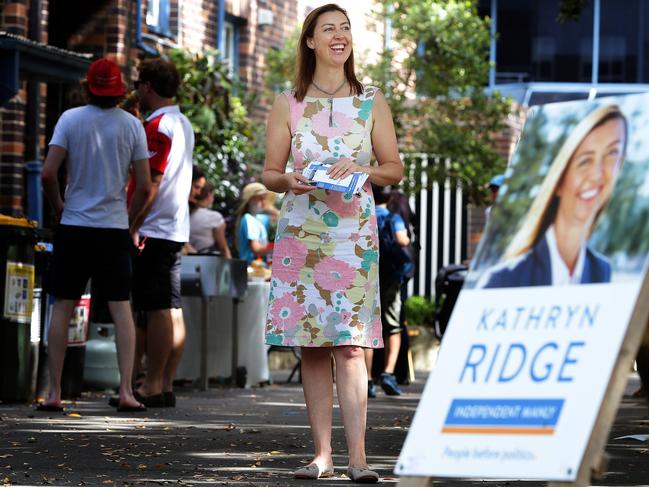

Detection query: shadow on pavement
xmin=0 ymin=371 xmax=647 ymax=485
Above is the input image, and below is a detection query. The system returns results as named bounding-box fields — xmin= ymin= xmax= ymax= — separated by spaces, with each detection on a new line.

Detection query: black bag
xmin=378 ymin=213 xmax=415 ymax=282
xmin=433 ymin=264 xmax=468 ymax=340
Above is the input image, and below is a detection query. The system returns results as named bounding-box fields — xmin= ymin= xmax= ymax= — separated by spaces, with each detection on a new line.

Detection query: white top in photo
xmin=545 ymin=225 xmax=586 ymax=285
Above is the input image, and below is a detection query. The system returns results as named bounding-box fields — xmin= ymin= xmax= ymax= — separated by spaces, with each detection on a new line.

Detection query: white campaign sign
xmin=397 ymin=282 xmax=640 ymax=480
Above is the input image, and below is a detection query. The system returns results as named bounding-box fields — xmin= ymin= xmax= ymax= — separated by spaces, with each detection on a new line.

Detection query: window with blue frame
xmin=222 ymin=18 xmax=240 ymax=79
xmin=147 ymin=0 xmax=172 ymax=37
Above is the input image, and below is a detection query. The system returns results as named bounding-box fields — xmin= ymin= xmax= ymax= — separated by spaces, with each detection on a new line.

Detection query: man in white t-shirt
xmin=129 ymin=58 xmax=194 ymax=408
xmin=39 ymin=58 xmax=152 ymax=412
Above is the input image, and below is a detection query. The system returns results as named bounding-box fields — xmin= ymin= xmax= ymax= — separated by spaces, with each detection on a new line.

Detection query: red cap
xmin=86 ymin=59 xmax=125 ymax=97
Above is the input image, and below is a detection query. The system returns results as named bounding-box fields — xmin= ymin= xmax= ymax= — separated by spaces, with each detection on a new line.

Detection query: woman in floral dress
xmin=262 ymin=3 xmax=402 ymax=482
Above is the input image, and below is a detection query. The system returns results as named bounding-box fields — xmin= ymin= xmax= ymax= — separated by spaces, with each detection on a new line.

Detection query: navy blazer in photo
xmin=482 ymin=237 xmax=611 ymax=288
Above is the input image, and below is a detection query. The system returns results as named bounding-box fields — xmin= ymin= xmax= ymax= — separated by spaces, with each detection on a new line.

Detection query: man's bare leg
xmin=162 ymin=307 xmax=186 ymax=392
xmin=108 ymin=300 xmax=143 ymax=408
xmin=42 ymin=299 xmax=76 ymax=407
xmin=138 ymin=309 xmax=173 ymax=397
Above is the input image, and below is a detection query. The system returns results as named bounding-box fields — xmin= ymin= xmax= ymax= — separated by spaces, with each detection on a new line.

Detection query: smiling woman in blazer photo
xmin=480 ymin=104 xmax=627 ymax=288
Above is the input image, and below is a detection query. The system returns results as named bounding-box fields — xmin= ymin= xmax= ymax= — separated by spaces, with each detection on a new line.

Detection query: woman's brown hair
xmin=294 ymin=3 xmax=363 ymax=102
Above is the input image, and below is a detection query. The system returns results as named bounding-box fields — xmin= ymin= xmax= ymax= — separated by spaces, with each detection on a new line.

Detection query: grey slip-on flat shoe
xmin=294 ymin=463 xmax=335 ymax=479
xmin=347 ymin=466 xmax=379 ymax=483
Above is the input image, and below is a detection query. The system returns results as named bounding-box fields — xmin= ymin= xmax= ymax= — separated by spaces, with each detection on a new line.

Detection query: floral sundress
xmin=265 ymin=86 xmax=383 ymax=348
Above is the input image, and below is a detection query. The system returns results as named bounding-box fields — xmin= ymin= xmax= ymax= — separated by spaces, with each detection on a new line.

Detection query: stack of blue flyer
xmin=303 ymin=162 xmax=368 ymax=194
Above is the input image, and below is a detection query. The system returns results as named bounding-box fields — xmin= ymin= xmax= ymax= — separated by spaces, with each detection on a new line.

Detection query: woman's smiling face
xmin=307 ymin=10 xmax=352 ymax=67
xmin=555 ymin=117 xmax=626 ymax=229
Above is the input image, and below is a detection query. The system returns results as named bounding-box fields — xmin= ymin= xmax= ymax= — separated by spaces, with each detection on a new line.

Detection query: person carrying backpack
xmin=365 ymin=185 xmax=415 ymax=397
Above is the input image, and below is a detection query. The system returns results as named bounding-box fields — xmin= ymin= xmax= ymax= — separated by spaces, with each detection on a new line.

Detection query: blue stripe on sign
xmin=444 ymin=399 xmax=564 ymax=427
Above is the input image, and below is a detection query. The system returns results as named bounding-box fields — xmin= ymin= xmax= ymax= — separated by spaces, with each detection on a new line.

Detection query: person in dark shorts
xmin=129 ymin=58 xmax=195 ymax=407
xmin=39 ymin=58 xmax=152 ymax=412
xmin=365 ymin=185 xmax=413 ymax=397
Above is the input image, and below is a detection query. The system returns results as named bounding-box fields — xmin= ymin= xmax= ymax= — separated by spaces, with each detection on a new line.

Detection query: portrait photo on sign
xmin=465 ymin=93 xmax=649 ymax=289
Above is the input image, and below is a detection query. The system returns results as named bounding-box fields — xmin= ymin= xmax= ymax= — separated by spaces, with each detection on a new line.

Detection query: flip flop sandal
xmin=134 ymin=392 xmax=166 ymax=408
xmin=35 ymin=403 xmax=64 ymax=412
xmin=116 ymin=403 xmax=147 ymax=413
xmin=163 ymin=391 xmax=176 ymax=407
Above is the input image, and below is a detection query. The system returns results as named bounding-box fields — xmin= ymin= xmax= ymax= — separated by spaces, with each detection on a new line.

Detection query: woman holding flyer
xmin=262 ymin=3 xmax=402 ymax=482
xmin=480 ymin=104 xmax=627 ymax=288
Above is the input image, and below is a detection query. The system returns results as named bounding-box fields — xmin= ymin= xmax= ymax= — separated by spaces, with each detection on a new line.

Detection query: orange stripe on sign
xmin=442 ymin=427 xmax=554 ymax=435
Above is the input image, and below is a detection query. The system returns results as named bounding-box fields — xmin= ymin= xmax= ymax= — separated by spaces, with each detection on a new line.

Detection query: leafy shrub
xmin=169 ymin=48 xmax=264 ymax=214
xmin=404 ymin=295 xmax=435 ymax=327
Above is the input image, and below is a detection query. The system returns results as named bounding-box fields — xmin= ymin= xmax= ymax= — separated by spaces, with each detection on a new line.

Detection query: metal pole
xmin=200 ymin=295 xmax=209 ymax=391
xmin=177 ymin=0 xmax=183 ymax=45
xmin=25 ymin=161 xmax=42 ymax=225
xmin=231 ymin=297 xmax=239 ymax=385
xmin=592 ymin=0 xmax=600 ymax=85
xmin=216 ymin=0 xmax=225 ymax=58
xmin=489 ymin=0 xmax=498 ymax=88
xmin=26 ymin=0 xmax=42 ymax=226
xmin=638 ymin=0 xmax=645 ymax=83
xmin=384 ymin=3 xmax=393 ymax=52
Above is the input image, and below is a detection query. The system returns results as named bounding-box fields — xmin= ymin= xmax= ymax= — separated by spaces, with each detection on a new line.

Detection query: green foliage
xmin=264 ymin=28 xmax=301 ymax=96
xmin=404 ymin=295 xmax=436 ymax=326
xmin=557 ymin=0 xmax=590 ymax=23
xmin=366 ymin=0 xmax=513 ymax=204
xmin=591 ymin=158 xmax=649 ymax=256
xmin=169 ymin=48 xmax=264 ymax=210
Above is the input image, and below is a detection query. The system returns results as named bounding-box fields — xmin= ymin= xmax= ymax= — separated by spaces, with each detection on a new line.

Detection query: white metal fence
xmin=402 ymin=153 xmax=467 ymax=299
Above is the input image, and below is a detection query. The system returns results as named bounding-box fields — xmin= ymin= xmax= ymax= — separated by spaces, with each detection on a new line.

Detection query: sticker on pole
xmin=3 ymin=261 xmax=35 ymax=323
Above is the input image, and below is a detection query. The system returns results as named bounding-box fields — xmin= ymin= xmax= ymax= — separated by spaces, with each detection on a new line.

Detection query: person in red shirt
xmin=129 ymin=59 xmax=195 ymax=408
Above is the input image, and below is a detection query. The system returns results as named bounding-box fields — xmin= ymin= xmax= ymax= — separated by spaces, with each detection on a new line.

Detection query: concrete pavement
xmin=0 ymin=371 xmax=648 ymax=486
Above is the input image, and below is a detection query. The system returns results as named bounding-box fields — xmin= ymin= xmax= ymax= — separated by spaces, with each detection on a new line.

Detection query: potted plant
xmin=403 ymin=296 xmax=440 ymax=371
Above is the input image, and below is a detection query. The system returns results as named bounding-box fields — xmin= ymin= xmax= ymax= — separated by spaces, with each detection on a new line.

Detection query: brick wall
xmin=0 ymin=0 xmax=134 ymax=217
xmin=0 ymin=0 xmax=299 ymax=216
xmin=31 ymin=0 xmax=48 ymax=176
xmin=179 ymin=0 xmax=217 ymax=54
xmin=0 ymin=1 xmax=29 ymax=216
xmin=177 ymin=0 xmax=297 ymax=121
xmin=0 ymin=93 xmax=26 ymax=216
xmin=2 ymin=0 xmax=27 ymax=34
xmin=67 ymin=0 xmax=132 ymax=69
xmin=240 ymin=0 xmax=297 ymax=120
xmin=65 ymin=0 xmax=298 ymax=117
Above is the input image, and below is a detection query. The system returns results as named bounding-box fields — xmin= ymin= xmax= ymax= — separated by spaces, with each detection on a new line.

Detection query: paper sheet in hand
xmin=303 ymin=162 xmax=368 ymax=194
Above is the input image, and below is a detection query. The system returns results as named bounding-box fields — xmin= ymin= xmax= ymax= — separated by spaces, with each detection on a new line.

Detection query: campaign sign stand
xmin=397 ymin=93 xmax=649 ymax=486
